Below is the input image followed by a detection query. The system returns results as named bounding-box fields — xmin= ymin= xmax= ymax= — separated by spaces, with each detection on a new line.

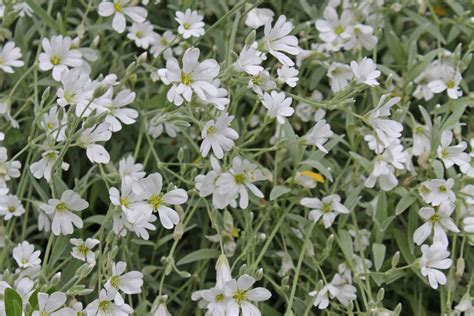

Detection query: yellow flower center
xmin=215 ymin=293 xmax=225 ymax=302
xmin=113 ymin=2 xmax=121 ymax=12
xmin=78 ymin=244 xmax=89 ymax=255
xmin=46 ymin=122 xmax=55 ymax=129
xmin=99 ymin=300 xmax=110 ymax=311
xmin=415 ymin=126 xmax=424 ymax=134
xmin=135 ymin=32 xmax=143 ymax=38
xmin=430 ymin=214 xmax=441 ymax=223
xmin=446 ymin=80 xmax=455 ymax=89
xmin=148 ymin=193 xmax=164 ymax=211
xmin=234 ymin=173 xmax=246 ymax=185
xmin=50 ymin=56 xmax=61 ymax=65
xmin=230 ymin=227 xmax=240 ymax=238
xmin=110 ymin=275 xmax=120 ymax=288
xmin=321 ymin=202 xmax=332 ymax=213
xmin=440 ymin=148 xmax=448 ymax=159
xmin=120 ymin=197 xmax=129 ymax=207
xmin=207 ymin=125 xmax=216 ymax=135
xmin=8 ymin=206 xmax=16 ymax=213
xmin=183 ymin=22 xmax=190 ymax=30
xmin=438 ymin=185 xmax=447 ymax=193
xmin=335 ymin=25 xmax=344 ymax=35
xmin=233 ymin=290 xmax=247 ymax=304
xmin=56 ymin=202 xmax=68 ymax=212
xmin=180 ymin=72 xmax=193 ymax=85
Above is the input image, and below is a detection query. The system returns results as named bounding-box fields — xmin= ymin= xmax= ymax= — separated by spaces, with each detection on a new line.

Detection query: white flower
xmin=32 ymin=292 xmax=72 ymax=316
xmin=13 ymin=241 xmax=41 ymax=268
xmin=344 ymin=23 xmax=378 ymax=51
xmin=327 ymin=62 xmax=353 ymax=92
xmin=98 ymin=0 xmax=147 ymax=33
xmin=306 ymin=119 xmax=333 ymax=153
xmin=0 ymin=42 xmax=24 ymax=73
xmin=104 ymin=261 xmax=144 ymax=305
xmin=99 ymin=89 xmax=138 ymax=132
xmin=277 ymin=65 xmax=299 ymax=87
xmin=150 ymin=31 xmax=175 ymax=58
xmin=428 ymin=64 xmax=462 ymax=99
xmin=119 ymin=155 xmax=146 ymax=181
xmin=38 ymin=35 xmax=83 ymax=81
xmin=248 ymin=70 xmax=276 ymax=96
xmin=0 ymin=194 xmax=25 ymax=220
xmin=127 ymin=21 xmax=157 ymax=49
xmin=70 ymin=238 xmax=100 ymax=264
xmin=153 ymin=303 xmax=171 ymax=316
xmin=158 ymin=47 xmax=220 ymax=106
xmin=175 ymin=9 xmax=205 ymax=39
xmin=461 ymin=139 xmax=474 ymax=177
xmin=134 ymin=172 xmax=188 ymax=229
xmin=245 ymin=8 xmax=274 ymax=29
xmin=418 ymin=242 xmax=452 ymax=289
xmin=261 ymin=15 xmax=300 ymax=66
xmin=315 ymin=7 xmax=354 ymax=51
xmin=413 ymin=203 xmax=460 ymax=246
xmin=200 ymin=112 xmax=239 ymax=159
xmin=365 ymin=158 xmax=398 ymax=191
xmin=350 ymin=57 xmax=380 ymax=86
xmin=261 ymin=91 xmax=294 ymax=124
xmin=217 ymin=156 xmax=265 ymax=209
xmin=30 ymin=150 xmax=70 ymax=183
xmin=234 ymin=45 xmax=264 ymax=76
xmin=40 ymin=106 xmax=67 ymax=141
xmin=301 ymin=194 xmax=349 ymax=228
xmin=56 ymin=68 xmax=92 ymax=108
xmin=310 ymin=273 xmax=356 ymax=310
xmin=78 ymin=123 xmax=113 ymax=164
xmin=86 ymin=289 xmax=133 ymax=315
xmin=39 ymin=190 xmax=88 ymax=236
xmin=419 ymin=178 xmax=455 ymax=206
xmin=463 ymin=216 xmax=474 ymax=234
xmin=412 ymin=122 xmax=431 ymax=156
xmin=437 ymin=130 xmax=470 ymax=168
xmin=0 ymin=147 xmax=21 ymax=185
xmin=224 ymin=275 xmax=271 ymax=316
xmin=368 ymin=94 xmax=403 ymax=147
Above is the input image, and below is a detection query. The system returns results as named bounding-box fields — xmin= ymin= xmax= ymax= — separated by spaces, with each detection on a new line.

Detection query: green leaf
xmin=24 ymin=0 xmax=61 ymax=32
xmin=337 ymin=229 xmax=353 ymax=260
xmin=396 ymin=194 xmax=417 ymax=215
xmin=270 ymin=185 xmax=291 ymax=201
xmin=375 ymin=191 xmax=387 ymax=226
xmin=372 ymin=243 xmax=386 ymax=272
xmin=441 ymin=104 xmax=467 ymax=131
xmin=432 ymin=160 xmax=444 ymax=179
xmin=5 ymin=288 xmax=22 ymax=316
xmin=282 ymin=120 xmax=303 ymax=166
xmin=177 ymin=249 xmax=220 ymax=266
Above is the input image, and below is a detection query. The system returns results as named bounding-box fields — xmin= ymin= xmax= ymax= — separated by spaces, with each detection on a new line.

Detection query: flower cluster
xmin=0 ymin=0 xmax=473 ymax=315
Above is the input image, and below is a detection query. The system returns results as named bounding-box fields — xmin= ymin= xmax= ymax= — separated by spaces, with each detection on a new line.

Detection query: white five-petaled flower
xmin=306 ymin=119 xmax=334 ymax=153
xmin=350 ymin=57 xmax=380 ymax=86
xmin=234 ymin=45 xmax=265 ymax=76
xmin=200 ymin=112 xmax=239 ymax=159
xmin=261 ymin=91 xmax=294 ymax=124
xmin=217 ymin=156 xmax=265 ymax=209
xmin=104 ymin=261 xmax=144 ymax=305
xmin=32 ymin=292 xmax=72 ymax=316
xmin=277 ymin=65 xmax=299 ymax=87
xmin=261 ymin=15 xmax=300 ymax=66
xmin=418 ymin=242 xmax=452 ymax=289
xmin=437 ymin=130 xmax=470 ymax=168
xmin=12 ymin=241 xmax=41 ymax=268
xmin=30 ymin=150 xmax=70 ymax=183
xmin=127 ymin=21 xmax=157 ymax=49
xmin=39 ymin=190 xmax=88 ymax=235
xmin=98 ymin=0 xmax=147 ymax=33
xmin=368 ymin=94 xmax=403 ymax=148
xmin=175 ymin=9 xmax=205 ymax=39
xmin=301 ymin=194 xmax=349 ymax=228
xmin=158 ymin=47 xmax=220 ymax=106
xmin=310 ymin=272 xmax=357 ymax=310
xmin=133 ymin=172 xmax=188 ymax=229
xmin=315 ymin=7 xmax=354 ymax=51
xmin=419 ymin=178 xmax=456 ymax=206
xmin=78 ymin=122 xmax=113 ymax=164
xmin=0 ymin=42 xmax=24 ymax=73
xmin=99 ymin=89 xmax=138 ymax=132
xmin=365 ymin=158 xmax=398 ymax=191
xmin=0 ymin=194 xmax=25 ymax=220
xmin=70 ymin=238 xmax=100 ymax=264
xmin=413 ymin=202 xmax=460 ymax=247
xmin=245 ymin=8 xmax=274 ymax=29
xmin=86 ymin=289 xmax=133 ymax=315
xmin=56 ymin=68 xmax=92 ymax=109
xmin=327 ymin=62 xmax=353 ymax=92
xmin=38 ymin=35 xmax=83 ymax=81
xmin=224 ymin=275 xmax=272 ymax=316
xmin=427 ymin=63 xmax=463 ymax=99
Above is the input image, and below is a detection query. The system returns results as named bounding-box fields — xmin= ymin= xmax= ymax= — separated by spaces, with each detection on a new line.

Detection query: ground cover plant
xmin=0 ymin=0 xmax=473 ymax=315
